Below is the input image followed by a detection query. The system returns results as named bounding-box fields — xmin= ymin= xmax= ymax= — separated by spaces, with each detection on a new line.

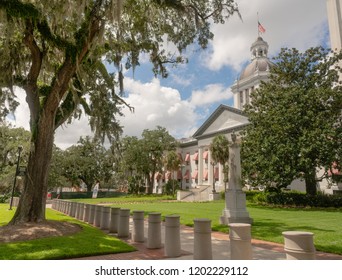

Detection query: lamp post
xmin=210 ymin=161 xmax=216 ymax=193
xmin=9 ymin=145 xmax=23 ymax=210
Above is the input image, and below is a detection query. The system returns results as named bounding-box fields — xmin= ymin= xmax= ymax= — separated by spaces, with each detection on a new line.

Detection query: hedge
xmin=248 ymin=191 xmax=342 ymax=208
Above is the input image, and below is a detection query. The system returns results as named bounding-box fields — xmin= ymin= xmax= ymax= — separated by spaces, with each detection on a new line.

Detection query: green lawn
xmin=96 ymin=199 xmax=342 ymax=255
xmin=1 ymin=198 xmax=342 ymax=258
xmin=0 ymin=204 xmax=135 ymax=260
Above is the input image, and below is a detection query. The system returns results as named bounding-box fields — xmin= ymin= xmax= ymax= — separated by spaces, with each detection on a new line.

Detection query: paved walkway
xmin=73 ymin=220 xmax=342 ymax=260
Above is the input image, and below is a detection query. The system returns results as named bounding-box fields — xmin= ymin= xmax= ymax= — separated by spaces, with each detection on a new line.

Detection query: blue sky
xmin=10 ymin=0 xmax=331 ymax=149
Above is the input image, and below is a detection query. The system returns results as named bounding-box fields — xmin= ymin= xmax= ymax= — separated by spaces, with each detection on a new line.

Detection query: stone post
xmin=282 ymin=231 xmax=316 ymax=260
xmin=229 ymin=223 xmax=252 ymax=260
xmin=164 ymin=215 xmax=181 ymax=257
xmin=71 ymin=202 xmax=77 ymax=217
xmin=147 ymin=213 xmax=162 ymax=249
xmin=132 ymin=211 xmax=145 ymax=242
xmin=109 ymin=207 xmax=120 ymax=233
xmin=74 ymin=202 xmax=80 ymax=218
xmin=94 ymin=205 xmax=102 ymax=227
xmin=88 ymin=204 xmax=95 ymax=225
xmin=118 ymin=209 xmax=130 ymax=238
xmin=83 ymin=204 xmax=90 ymax=222
xmin=100 ymin=206 xmax=111 ymax=230
xmin=193 ymin=218 xmax=212 ymax=260
xmin=78 ymin=203 xmax=84 ymax=220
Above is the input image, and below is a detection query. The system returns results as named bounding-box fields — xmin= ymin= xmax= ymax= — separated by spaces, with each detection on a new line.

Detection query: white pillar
xmin=118 ymin=209 xmax=130 ymax=238
xmin=282 ymin=231 xmax=316 ymax=260
xmin=109 ymin=207 xmax=120 ymax=233
xmin=132 ymin=211 xmax=145 ymax=242
xmin=147 ymin=213 xmax=162 ymax=249
xmin=83 ymin=204 xmax=90 ymax=222
xmin=193 ymin=218 xmax=212 ymax=260
xmin=198 ymin=147 xmax=203 ymax=185
xmin=88 ymin=204 xmax=95 ymax=225
xmin=164 ymin=215 xmax=181 ymax=257
xmin=94 ymin=205 xmax=102 ymax=227
xmin=229 ymin=223 xmax=252 ymax=260
xmin=100 ymin=206 xmax=110 ymax=230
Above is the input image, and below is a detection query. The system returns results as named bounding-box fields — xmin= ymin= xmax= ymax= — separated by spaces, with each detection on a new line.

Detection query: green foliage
xmin=247 ymin=190 xmax=342 ymax=208
xmin=118 ymin=126 xmax=177 ymax=193
xmin=242 ymin=47 xmax=342 ymax=195
xmin=163 ymin=179 xmax=179 ymax=196
xmin=0 ymin=125 xmax=30 ymax=193
xmin=49 ymin=136 xmax=114 ymax=191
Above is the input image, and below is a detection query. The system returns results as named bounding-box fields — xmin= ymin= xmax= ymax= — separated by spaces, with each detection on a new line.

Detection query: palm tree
xmin=210 ymin=134 xmax=230 ymax=191
xmin=164 ymin=151 xmax=182 ymax=195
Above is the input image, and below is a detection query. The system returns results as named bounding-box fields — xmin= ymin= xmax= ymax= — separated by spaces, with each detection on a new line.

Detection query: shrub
xmin=264 ymin=191 xmax=342 ymax=208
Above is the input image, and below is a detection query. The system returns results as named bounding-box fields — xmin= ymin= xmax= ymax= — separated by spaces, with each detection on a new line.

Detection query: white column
xmin=164 ymin=215 xmax=181 ymax=257
xmin=208 ymin=150 xmax=213 ymax=187
xmin=193 ymin=218 xmax=212 ymax=260
xmin=198 ymin=147 xmax=203 ymax=185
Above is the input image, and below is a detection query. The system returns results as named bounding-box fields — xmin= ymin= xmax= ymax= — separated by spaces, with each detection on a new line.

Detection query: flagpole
xmin=257 ymin=12 xmax=260 ymax=37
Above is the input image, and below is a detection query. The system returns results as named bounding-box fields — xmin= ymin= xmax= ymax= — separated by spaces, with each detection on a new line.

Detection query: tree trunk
xmin=304 ymin=169 xmax=317 ymax=195
xmin=9 ymin=112 xmax=55 ymax=225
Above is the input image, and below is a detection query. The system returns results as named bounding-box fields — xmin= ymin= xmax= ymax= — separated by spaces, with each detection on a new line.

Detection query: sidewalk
xmin=73 ymin=220 xmax=342 ymax=260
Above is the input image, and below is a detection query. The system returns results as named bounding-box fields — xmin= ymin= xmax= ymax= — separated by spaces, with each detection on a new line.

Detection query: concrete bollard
xmin=71 ymin=202 xmax=77 ymax=217
xmin=109 ymin=207 xmax=120 ymax=233
xmin=147 ymin=213 xmax=162 ymax=249
xmin=75 ymin=202 xmax=80 ymax=218
xmin=229 ymin=223 xmax=252 ymax=260
xmin=88 ymin=204 xmax=95 ymax=225
xmin=118 ymin=209 xmax=130 ymax=238
xmin=100 ymin=206 xmax=111 ymax=230
xmin=132 ymin=211 xmax=145 ymax=242
xmin=83 ymin=204 xmax=90 ymax=222
xmin=164 ymin=215 xmax=181 ymax=257
xmin=78 ymin=203 xmax=84 ymax=220
xmin=194 ymin=218 xmax=212 ymax=260
xmin=94 ymin=205 xmax=103 ymax=227
xmin=282 ymin=231 xmax=316 ymax=260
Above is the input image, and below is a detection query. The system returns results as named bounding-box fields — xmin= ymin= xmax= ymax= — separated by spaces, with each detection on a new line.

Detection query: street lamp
xmin=9 ymin=146 xmax=23 ymax=210
xmin=211 ymin=160 xmax=216 ymax=193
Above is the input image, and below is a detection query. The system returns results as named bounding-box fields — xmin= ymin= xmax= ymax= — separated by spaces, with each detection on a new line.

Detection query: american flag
xmin=258 ymin=21 xmax=266 ymax=33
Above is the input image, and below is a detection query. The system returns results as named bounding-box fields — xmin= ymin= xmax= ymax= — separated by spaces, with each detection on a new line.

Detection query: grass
xmin=0 ymin=204 xmax=135 ymax=260
xmin=93 ymin=199 xmax=342 ymax=255
xmin=1 ymin=196 xmax=342 ymax=258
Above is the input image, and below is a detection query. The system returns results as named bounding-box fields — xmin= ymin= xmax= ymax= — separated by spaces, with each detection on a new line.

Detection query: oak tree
xmin=0 ymin=0 xmax=240 ymax=224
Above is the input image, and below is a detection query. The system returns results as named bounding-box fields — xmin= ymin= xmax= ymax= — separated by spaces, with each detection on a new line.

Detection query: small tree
xmin=164 ymin=150 xmax=182 ymax=195
xmin=209 ymin=134 xmax=230 ymax=191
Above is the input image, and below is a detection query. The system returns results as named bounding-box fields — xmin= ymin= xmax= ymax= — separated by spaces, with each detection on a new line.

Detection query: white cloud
xmin=204 ymin=0 xmax=328 ymax=71
xmin=190 ymin=84 xmax=233 ymax=107
xmin=120 ymin=78 xmax=199 ymax=138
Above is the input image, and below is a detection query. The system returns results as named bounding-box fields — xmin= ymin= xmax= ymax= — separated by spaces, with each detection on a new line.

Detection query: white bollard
xmin=164 ymin=215 xmax=181 ymax=257
xmin=132 ymin=211 xmax=145 ymax=242
xmin=118 ymin=209 xmax=130 ymax=238
xmin=282 ymin=231 xmax=316 ymax=260
xmin=71 ymin=202 xmax=77 ymax=217
xmin=100 ymin=206 xmax=111 ymax=230
xmin=147 ymin=213 xmax=162 ymax=249
xmin=78 ymin=203 xmax=84 ymax=220
xmin=83 ymin=204 xmax=89 ymax=222
xmin=109 ymin=207 xmax=120 ymax=233
xmin=229 ymin=223 xmax=252 ymax=260
xmin=94 ymin=205 xmax=103 ymax=227
xmin=193 ymin=218 xmax=212 ymax=260
xmin=88 ymin=204 xmax=95 ymax=225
